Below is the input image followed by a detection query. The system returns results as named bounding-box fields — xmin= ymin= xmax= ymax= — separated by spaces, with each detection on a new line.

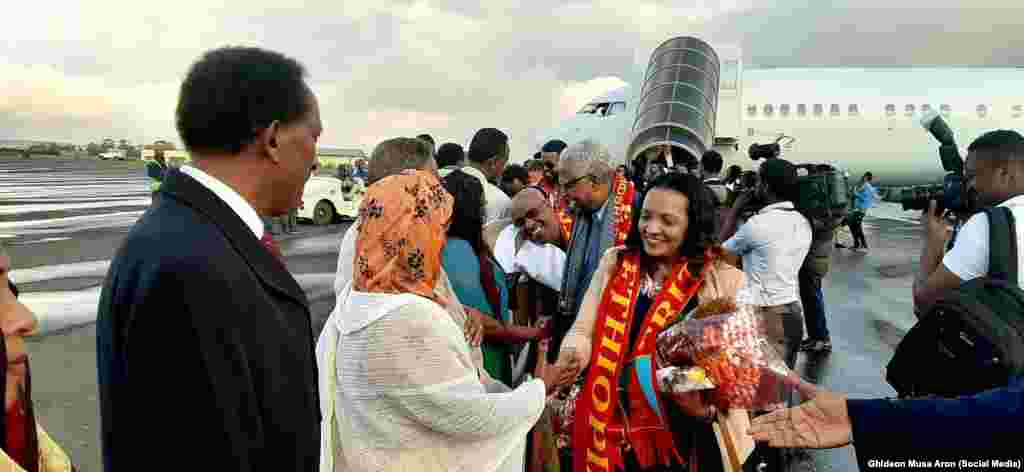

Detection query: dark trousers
xmin=753 ymin=303 xmax=805 ymax=472
xmin=798 ymin=267 xmax=829 ymax=341
xmin=848 ymin=210 xmax=867 ymax=248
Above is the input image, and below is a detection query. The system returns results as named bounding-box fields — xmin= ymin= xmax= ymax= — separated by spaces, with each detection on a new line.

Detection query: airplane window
xmin=721 ymin=60 xmax=739 ymax=91
xmin=797 ymin=104 xmax=807 ymax=116
xmin=848 ymin=104 xmax=859 ymax=116
xmin=977 ymin=104 xmax=988 ymax=117
xmin=830 ymin=104 xmax=840 ymax=116
xmin=1013 ymin=105 xmax=1023 ymax=118
xmin=813 ymin=104 xmax=824 ymax=116
xmin=905 ymin=104 xmax=916 ymax=116
xmin=763 ymin=104 xmax=774 ymax=116
xmin=940 ymin=104 xmax=952 ymax=115
xmin=921 ymin=104 xmax=932 ymax=114
xmin=885 ymin=104 xmax=896 ymax=116
xmin=780 ymin=104 xmax=790 ymax=116
xmin=747 ymin=105 xmax=757 ymax=117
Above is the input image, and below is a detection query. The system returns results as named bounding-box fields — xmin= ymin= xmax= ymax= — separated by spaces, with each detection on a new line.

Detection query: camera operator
xmin=720 ymin=158 xmax=812 ymax=369
xmin=913 ymin=130 xmax=1024 ymax=314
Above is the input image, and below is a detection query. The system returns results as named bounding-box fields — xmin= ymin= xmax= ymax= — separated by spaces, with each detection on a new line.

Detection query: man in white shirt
xmin=914 ymin=130 xmax=1024 ymax=312
xmin=486 ymin=187 xmax=569 ymax=291
xmin=720 ymin=158 xmax=812 ymax=370
xmin=464 ymin=128 xmax=512 ymax=223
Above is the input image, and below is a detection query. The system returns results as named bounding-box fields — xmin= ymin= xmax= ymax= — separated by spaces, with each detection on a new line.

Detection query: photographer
xmin=913 ymin=130 xmax=1024 ymax=314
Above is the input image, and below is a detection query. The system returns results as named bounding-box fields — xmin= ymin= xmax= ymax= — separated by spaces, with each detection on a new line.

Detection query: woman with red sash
xmin=554 ymin=173 xmax=748 ymax=472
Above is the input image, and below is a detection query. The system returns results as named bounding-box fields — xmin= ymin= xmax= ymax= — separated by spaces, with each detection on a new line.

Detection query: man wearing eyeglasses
xmin=550 ymin=140 xmax=639 ymax=362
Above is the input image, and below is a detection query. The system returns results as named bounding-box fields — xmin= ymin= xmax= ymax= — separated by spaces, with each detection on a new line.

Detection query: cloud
xmin=1 ymin=0 xmax=1021 ymax=158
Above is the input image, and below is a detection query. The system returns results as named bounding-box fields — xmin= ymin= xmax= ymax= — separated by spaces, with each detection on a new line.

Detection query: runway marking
xmin=0 ymin=199 xmax=150 ymax=215
xmin=8 ymin=237 xmax=73 ymax=245
xmin=20 ymin=272 xmax=338 ymax=337
xmin=0 ymin=211 xmax=144 ymax=230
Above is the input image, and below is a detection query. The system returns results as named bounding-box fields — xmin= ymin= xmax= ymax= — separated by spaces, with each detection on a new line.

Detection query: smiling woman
xmin=552 ymin=172 xmax=748 ymax=472
xmin=0 ymin=244 xmax=75 ymax=472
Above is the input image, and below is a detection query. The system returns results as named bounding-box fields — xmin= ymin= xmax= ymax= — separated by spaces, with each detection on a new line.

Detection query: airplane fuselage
xmin=542 ymin=67 xmax=1024 ymax=188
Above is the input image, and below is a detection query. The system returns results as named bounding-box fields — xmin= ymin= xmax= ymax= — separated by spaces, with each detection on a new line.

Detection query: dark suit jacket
xmin=847 ymin=376 xmax=1024 ymax=470
xmin=96 ymin=169 xmax=320 ymax=472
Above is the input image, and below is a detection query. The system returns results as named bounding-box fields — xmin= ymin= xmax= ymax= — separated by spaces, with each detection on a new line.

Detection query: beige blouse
xmin=558 ymin=246 xmax=746 ymax=369
xmin=554 ymin=246 xmax=753 ymax=472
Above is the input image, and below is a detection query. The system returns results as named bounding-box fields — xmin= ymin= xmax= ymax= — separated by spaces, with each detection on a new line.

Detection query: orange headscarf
xmin=354 ymin=170 xmax=453 ymax=304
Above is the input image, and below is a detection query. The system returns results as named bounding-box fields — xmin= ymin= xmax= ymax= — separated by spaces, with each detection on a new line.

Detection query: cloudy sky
xmin=2 ymin=0 xmax=1022 ymax=157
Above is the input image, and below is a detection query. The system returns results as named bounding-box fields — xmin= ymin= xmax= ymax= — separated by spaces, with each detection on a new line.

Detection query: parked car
xmin=298 ymin=175 xmax=365 ymax=225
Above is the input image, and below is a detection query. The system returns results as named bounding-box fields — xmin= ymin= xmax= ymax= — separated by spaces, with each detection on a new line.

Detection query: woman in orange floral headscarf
xmin=317 ymin=170 xmax=575 ymax=472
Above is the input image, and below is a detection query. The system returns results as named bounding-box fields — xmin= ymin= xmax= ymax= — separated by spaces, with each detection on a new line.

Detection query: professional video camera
xmin=747 ymin=135 xmax=794 ymax=161
xmin=900 ymin=110 xmax=971 ymax=215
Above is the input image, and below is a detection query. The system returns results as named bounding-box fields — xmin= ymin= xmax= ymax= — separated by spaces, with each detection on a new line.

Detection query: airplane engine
xmin=627 ymin=36 xmax=721 ymax=167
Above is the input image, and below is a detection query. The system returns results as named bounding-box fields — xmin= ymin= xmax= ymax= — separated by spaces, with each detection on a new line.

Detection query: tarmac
xmin=2 ymin=156 xmax=925 ymax=471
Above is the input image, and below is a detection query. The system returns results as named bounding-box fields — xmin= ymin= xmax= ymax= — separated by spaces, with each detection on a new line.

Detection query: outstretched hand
xmin=462 ymin=307 xmax=486 ymax=347
xmin=748 ymin=378 xmax=853 ymax=449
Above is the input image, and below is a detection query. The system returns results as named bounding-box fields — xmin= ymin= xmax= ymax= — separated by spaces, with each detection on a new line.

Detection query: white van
xmin=298 ymin=175 xmax=365 ymax=225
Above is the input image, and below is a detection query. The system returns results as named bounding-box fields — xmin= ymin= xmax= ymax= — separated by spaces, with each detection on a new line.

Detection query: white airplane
xmin=539 ymin=43 xmax=1024 ymax=187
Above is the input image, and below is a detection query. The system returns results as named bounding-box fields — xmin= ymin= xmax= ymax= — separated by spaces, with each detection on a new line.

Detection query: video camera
xmin=900 ymin=110 xmax=972 ymax=215
xmin=747 ymin=135 xmax=795 ymax=161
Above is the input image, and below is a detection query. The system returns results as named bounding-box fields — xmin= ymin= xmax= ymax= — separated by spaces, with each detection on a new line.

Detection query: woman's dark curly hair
xmin=624 ymin=172 xmax=720 ymax=267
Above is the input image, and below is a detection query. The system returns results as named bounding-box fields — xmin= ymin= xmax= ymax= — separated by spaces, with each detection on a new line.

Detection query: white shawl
xmin=316 ymin=286 xmax=546 ymax=472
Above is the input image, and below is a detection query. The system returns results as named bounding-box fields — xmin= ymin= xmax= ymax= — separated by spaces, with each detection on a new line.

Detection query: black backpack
xmin=886 ymin=207 xmax=1024 ymax=398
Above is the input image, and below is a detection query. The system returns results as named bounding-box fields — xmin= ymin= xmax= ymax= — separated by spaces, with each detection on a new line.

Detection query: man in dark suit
xmin=96 ymin=46 xmax=322 ymax=472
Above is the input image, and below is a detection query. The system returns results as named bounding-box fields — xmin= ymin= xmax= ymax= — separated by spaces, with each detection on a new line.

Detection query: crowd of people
xmin=1 ymin=44 xmax=1016 ymax=472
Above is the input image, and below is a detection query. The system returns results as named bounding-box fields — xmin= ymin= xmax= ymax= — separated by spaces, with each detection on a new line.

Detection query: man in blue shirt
xmin=848 ymin=172 xmax=881 ymax=250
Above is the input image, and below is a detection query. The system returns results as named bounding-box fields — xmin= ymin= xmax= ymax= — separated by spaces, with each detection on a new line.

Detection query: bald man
xmin=486 ymin=187 xmax=568 ymax=291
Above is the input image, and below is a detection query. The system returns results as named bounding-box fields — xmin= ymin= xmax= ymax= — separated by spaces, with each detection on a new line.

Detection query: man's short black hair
xmin=176 ymin=46 xmax=311 ymax=155
xmin=436 ymin=142 xmax=465 ymax=168
xmin=525 ymin=159 xmax=546 ymax=172
xmin=968 ymin=129 xmax=1024 ymax=161
xmin=701 ymin=150 xmax=723 ymax=174
xmin=541 ymin=140 xmax=567 ymax=154
xmin=467 ymin=128 xmax=509 ymax=164
xmin=417 ymin=134 xmax=435 ymax=145
xmin=759 ymin=158 xmax=799 ymax=201
xmin=502 ymin=164 xmax=529 ymax=184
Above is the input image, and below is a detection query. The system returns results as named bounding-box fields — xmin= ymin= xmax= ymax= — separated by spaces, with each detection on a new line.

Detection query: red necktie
xmin=260 ymin=232 xmax=285 ymax=265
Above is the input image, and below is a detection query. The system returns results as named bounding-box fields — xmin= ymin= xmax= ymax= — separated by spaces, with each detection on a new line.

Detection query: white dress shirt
xmin=460 ymin=166 xmax=512 ymax=224
xmin=179 ymin=165 xmax=264 ymax=238
xmin=492 ymin=224 xmax=566 ymax=291
xmin=723 ymin=201 xmax=811 ymax=306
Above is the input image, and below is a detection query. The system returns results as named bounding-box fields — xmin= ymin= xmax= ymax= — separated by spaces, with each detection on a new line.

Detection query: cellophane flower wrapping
xmin=656 ymin=302 xmax=796 ymax=411
xmin=549 ymin=377 xmax=584 ymax=450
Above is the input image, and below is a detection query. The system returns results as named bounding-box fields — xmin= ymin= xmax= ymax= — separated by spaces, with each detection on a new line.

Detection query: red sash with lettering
xmin=572 ymin=249 xmax=717 ymax=472
xmin=558 ymin=170 xmax=635 ymax=245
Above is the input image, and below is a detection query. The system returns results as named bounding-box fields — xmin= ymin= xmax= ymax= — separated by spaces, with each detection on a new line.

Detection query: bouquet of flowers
xmin=656 ymin=298 xmax=795 ymax=411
